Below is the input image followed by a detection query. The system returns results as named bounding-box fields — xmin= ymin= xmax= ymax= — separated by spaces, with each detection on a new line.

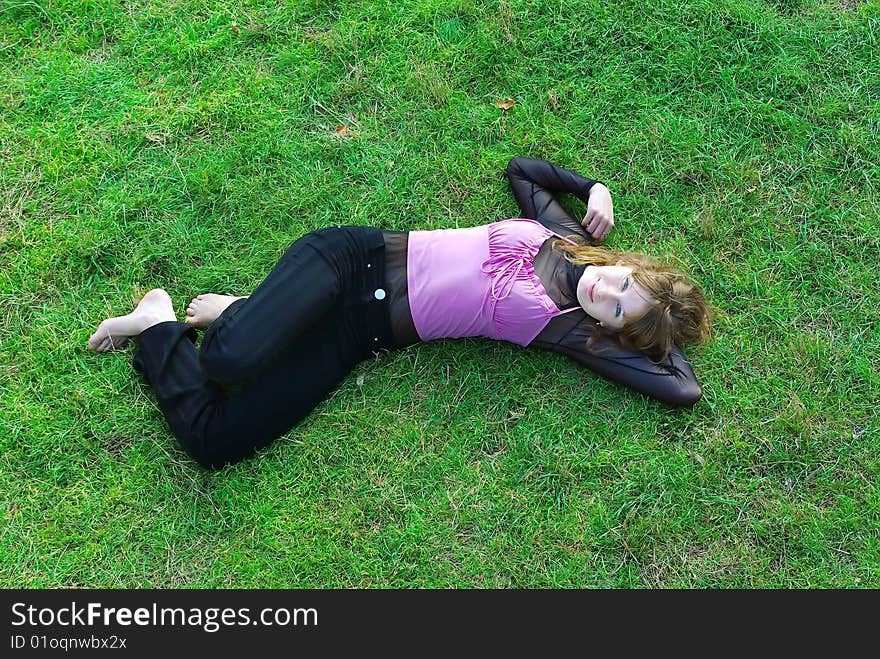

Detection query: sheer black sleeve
xmin=505 ymin=156 xmax=603 ymax=242
xmin=530 ymin=312 xmax=702 ymax=407
xmin=510 ymin=157 xmax=700 ymax=406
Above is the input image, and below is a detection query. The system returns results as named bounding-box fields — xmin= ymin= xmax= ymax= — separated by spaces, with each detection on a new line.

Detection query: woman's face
xmin=576 ymin=265 xmax=653 ymax=329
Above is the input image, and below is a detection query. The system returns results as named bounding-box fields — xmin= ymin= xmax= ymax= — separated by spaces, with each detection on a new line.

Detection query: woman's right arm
xmin=505 ymin=156 xmax=613 ymax=242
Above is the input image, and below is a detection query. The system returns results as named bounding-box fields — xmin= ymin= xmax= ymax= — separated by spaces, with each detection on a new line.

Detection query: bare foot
xmin=184 ymin=293 xmax=248 ymax=329
xmin=88 ymin=289 xmax=176 ymax=352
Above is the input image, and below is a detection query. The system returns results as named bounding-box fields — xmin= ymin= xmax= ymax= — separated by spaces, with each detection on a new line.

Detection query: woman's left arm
xmin=530 ymin=315 xmax=703 ymax=407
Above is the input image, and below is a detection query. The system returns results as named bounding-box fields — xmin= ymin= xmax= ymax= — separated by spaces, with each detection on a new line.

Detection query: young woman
xmin=88 ymin=157 xmax=711 ymax=470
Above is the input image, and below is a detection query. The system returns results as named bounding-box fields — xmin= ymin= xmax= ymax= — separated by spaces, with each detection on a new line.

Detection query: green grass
xmin=1 ymin=0 xmax=878 ymax=587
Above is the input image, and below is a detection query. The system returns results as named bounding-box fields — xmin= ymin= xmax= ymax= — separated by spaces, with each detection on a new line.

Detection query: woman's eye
xmin=615 ymin=303 xmax=622 ymax=318
xmin=622 ymin=278 xmax=630 ymax=292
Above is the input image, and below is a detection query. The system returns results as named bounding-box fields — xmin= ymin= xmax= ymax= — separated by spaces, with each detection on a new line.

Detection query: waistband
xmin=332 ymin=225 xmax=396 ymax=354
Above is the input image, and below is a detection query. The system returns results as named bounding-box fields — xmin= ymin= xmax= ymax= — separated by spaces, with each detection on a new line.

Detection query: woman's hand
xmin=582 ymin=183 xmax=614 ymax=243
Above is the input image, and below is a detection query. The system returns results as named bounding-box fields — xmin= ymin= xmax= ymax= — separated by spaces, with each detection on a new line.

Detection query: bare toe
xmin=97 ymin=335 xmax=126 ymax=352
xmin=181 ymin=292 xmax=242 ymax=329
xmin=89 ymin=288 xmax=175 ymax=352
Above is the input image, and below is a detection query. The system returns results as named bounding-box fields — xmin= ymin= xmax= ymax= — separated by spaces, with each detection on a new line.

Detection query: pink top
xmin=407 ymin=218 xmax=582 ymax=346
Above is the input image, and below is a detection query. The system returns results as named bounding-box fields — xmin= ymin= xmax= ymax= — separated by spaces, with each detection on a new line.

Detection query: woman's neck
xmin=566 ymin=261 xmax=587 ymax=310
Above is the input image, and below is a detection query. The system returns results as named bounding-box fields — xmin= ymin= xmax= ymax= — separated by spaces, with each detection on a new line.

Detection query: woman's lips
xmin=589 ymin=281 xmax=597 ymax=303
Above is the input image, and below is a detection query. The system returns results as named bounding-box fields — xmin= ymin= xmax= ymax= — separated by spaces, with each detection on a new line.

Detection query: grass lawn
xmin=1 ymin=0 xmax=878 ymax=587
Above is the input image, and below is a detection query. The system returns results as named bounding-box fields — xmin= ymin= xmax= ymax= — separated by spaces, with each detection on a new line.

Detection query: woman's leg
xmin=128 ymin=225 xmax=393 ymax=468
xmin=90 ymin=225 xmax=391 ymax=468
xmin=133 ymin=303 xmax=384 ymax=470
xmin=198 ymin=226 xmax=381 ymax=386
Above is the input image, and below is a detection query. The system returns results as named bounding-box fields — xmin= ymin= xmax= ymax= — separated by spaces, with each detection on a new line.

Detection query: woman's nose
xmin=600 ymin=281 xmax=618 ymax=301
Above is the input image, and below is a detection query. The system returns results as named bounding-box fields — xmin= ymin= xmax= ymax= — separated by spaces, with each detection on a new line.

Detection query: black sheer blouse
xmin=380 ymin=156 xmax=702 ymax=407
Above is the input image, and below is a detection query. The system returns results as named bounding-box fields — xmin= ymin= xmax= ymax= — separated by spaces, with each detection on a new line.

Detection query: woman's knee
xmin=506 ymin=155 xmax=525 ymax=176
xmin=174 ymin=419 xmax=262 ymax=471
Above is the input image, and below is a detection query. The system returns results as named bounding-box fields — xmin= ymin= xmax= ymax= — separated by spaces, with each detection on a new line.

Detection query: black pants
xmin=132 ymin=226 xmax=396 ymax=470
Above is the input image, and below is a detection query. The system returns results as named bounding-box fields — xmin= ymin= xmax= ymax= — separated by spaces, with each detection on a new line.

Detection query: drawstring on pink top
xmin=480 ymin=252 xmax=534 ymax=302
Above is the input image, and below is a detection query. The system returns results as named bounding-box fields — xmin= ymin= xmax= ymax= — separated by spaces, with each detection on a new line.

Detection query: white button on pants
xmin=373 ymin=288 xmax=386 ymax=300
